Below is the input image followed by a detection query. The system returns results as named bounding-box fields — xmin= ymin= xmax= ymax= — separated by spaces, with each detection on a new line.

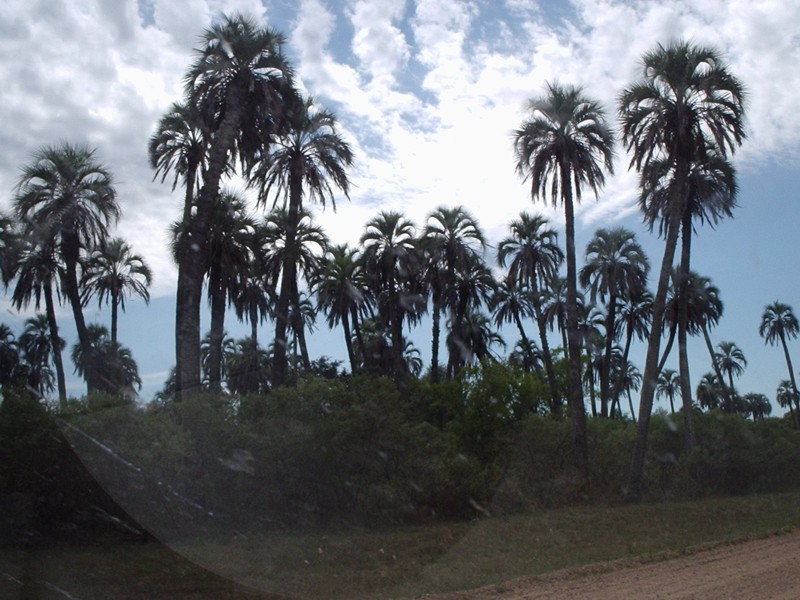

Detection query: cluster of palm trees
xmin=0 ymin=144 xmax=152 ymax=406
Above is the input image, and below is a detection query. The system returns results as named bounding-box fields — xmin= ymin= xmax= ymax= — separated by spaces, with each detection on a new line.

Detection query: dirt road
xmin=424 ymin=529 xmax=800 ymax=600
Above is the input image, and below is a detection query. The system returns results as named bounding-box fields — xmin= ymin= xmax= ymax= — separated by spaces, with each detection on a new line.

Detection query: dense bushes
xmin=2 ymin=365 xmax=800 ymax=542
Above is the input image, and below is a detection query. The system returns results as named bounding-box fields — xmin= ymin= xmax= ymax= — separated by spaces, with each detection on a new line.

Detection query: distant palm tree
xmin=776 ymin=380 xmax=798 ymax=427
xmin=248 ymin=95 xmax=353 ymax=388
xmin=621 ymin=40 xmax=745 ymax=500
xmin=514 ymin=82 xmax=614 ymax=476
xmin=696 ymin=372 xmax=724 ymax=411
xmin=743 ymin=393 xmax=771 ymax=422
xmin=0 ymin=213 xmax=20 ymax=287
xmin=656 ymin=368 xmax=680 ymax=414
xmin=497 ymin=212 xmax=564 ymax=414
xmin=421 ymin=205 xmax=485 ymax=383
xmin=615 ymin=359 xmax=642 ymax=421
xmin=19 ymin=313 xmax=60 ymax=396
xmin=490 ymin=276 xmax=538 ymax=374
xmin=71 ymin=324 xmax=141 ymax=396
xmin=360 ymin=211 xmax=419 ymax=380
xmin=611 ymin=291 xmax=652 ymax=405
xmin=11 ymin=239 xmax=68 ymax=405
xmin=227 ymin=337 xmax=270 ymax=396
xmin=580 ymin=226 xmax=649 ymax=417
xmin=312 ymin=244 xmax=371 ymax=372
xmin=0 ymin=324 xmax=21 ymax=387
xmin=714 ymin=341 xmax=747 ymax=412
xmin=14 ymin=143 xmax=120 ymax=394
xmin=759 ymin=302 xmax=800 ymax=427
xmin=81 ymin=237 xmax=152 ymax=346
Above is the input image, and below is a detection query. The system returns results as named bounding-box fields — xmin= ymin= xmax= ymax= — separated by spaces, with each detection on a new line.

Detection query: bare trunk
xmin=532 ymin=283 xmax=562 ymax=417
xmin=44 ymin=282 xmax=67 ymax=408
xmin=677 ymin=212 xmax=696 ymax=450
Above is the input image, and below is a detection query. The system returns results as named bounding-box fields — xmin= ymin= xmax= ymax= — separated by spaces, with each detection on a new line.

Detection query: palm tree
xmin=490 ymin=276 xmax=539 ymax=374
xmin=776 ymin=380 xmax=798 ymax=428
xmin=743 ymin=393 xmax=771 ymax=422
xmin=714 ymin=341 xmax=747 ymax=412
xmin=697 ymin=372 xmax=724 ymax=411
xmin=312 ymin=243 xmax=371 ymax=372
xmin=227 ymin=337 xmax=270 ymax=396
xmin=80 ymin=237 xmax=152 ymax=346
xmin=248 ymin=95 xmax=352 ymax=388
xmin=421 ymin=205 xmax=485 ymax=383
xmin=656 ymin=368 xmax=680 ymax=414
xmin=71 ymin=324 xmax=141 ymax=396
xmin=447 ymin=310 xmax=505 ymax=370
xmin=19 ymin=314 xmax=60 ymax=397
xmin=14 ymin=143 xmax=120 ymax=394
xmin=360 ymin=211 xmax=419 ymax=380
xmin=0 ymin=213 xmax=20 ymax=287
xmin=11 ymin=238 xmax=68 ymax=405
xmin=612 ymin=291 xmax=652 ymax=405
xmin=514 ymin=82 xmax=614 ymax=476
xmin=579 ymin=226 xmax=649 ymax=417
xmin=621 ymin=40 xmax=746 ymax=500
xmin=0 ymin=325 xmax=21 ymax=387
xmin=497 ymin=212 xmax=564 ymax=414
xmin=174 ymin=13 xmax=294 ymax=398
xmin=616 ymin=360 xmax=642 ymax=421
xmin=759 ymin=302 xmax=800 ymax=426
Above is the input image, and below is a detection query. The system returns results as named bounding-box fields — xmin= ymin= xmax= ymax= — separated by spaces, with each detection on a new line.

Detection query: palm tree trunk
xmin=627 ymin=388 xmax=636 ymax=421
xmin=779 ymin=332 xmax=800 ymax=429
xmin=44 ymin=282 xmax=67 ymax=408
xmin=272 ymin=160 xmax=302 ymax=388
xmin=657 ymin=322 xmax=677 ymax=373
xmin=431 ymin=297 xmax=441 ymax=382
xmin=62 ymin=236 xmax=94 ymax=393
xmin=177 ymin=82 xmax=245 ymax=400
xmin=110 ymin=289 xmax=119 ymax=347
xmin=351 ymin=307 xmax=366 ymax=366
xmin=611 ymin=321 xmax=636 ymax=415
xmin=627 ymin=166 xmax=688 ymax=502
xmin=599 ymin=293 xmax=618 ymax=418
xmin=562 ymin=177 xmax=589 ymax=480
xmin=341 ymin=312 xmax=356 ymax=372
xmin=207 ymin=267 xmax=226 ymax=393
xmin=702 ymin=326 xmax=730 ymax=409
xmin=677 ymin=213 xmax=696 ymax=450
xmin=532 ymin=289 xmax=561 ymax=417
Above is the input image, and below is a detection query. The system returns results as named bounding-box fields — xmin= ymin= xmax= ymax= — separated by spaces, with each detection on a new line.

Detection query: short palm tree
xmin=490 ymin=276 xmax=538 ymax=373
xmin=514 ymin=82 xmax=614 ymax=476
xmin=579 ymin=226 xmax=649 ymax=417
xmin=14 ymin=143 xmax=120 ymax=394
xmin=11 ymin=238 xmax=68 ymax=405
xmin=360 ymin=211 xmax=419 ymax=380
xmin=621 ymin=40 xmax=746 ymax=500
xmin=497 ymin=211 xmax=564 ymax=414
xmin=743 ymin=393 xmax=771 ymax=422
xmin=19 ymin=313 xmax=60 ymax=397
xmin=248 ymin=95 xmax=353 ymax=387
xmin=421 ymin=205 xmax=485 ymax=383
xmin=81 ymin=237 xmax=152 ymax=346
xmin=759 ymin=302 xmax=800 ymax=425
xmin=776 ymin=380 xmax=798 ymax=427
xmin=71 ymin=324 xmax=141 ymax=396
xmin=656 ymin=368 xmax=680 ymax=414
xmin=714 ymin=341 xmax=747 ymax=412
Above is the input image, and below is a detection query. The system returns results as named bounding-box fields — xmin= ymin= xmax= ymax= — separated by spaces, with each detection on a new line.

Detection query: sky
xmin=0 ymin=0 xmax=799 ymax=413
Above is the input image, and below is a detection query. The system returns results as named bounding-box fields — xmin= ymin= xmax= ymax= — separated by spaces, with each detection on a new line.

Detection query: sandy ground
xmin=422 ymin=529 xmax=800 ymax=600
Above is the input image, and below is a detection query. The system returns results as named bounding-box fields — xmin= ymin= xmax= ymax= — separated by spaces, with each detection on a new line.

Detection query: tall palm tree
xmin=11 ymin=238 xmax=67 ymax=405
xmin=360 ymin=211 xmax=419 ymax=381
xmin=174 ymin=13 xmax=294 ymax=398
xmin=621 ymin=40 xmax=746 ymax=500
xmin=421 ymin=205 xmax=485 ymax=383
xmin=19 ymin=313 xmax=59 ymax=397
xmin=579 ymin=226 xmax=649 ymax=417
xmin=14 ymin=142 xmax=120 ymax=394
xmin=248 ymin=95 xmax=352 ymax=388
xmin=80 ymin=237 xmax=152 ymax=346
xmin=497 ymin=211 xmax=564 ymax=414
xmin=714 ymin=341 xmax=747 ymax=412
xmin=312 ymin=243 xmax=371 ymax=372
xmin=759 ymin=302 xmax=800 ymax=425
xmin=514 ymin=82 xmax=614 ymax=476
xmin=656 ymin=368 xmax=680 ymax=414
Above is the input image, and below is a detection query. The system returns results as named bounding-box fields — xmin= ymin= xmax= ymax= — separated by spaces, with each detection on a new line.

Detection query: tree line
xmin=2 ymin=14 xmax=799 ymax=506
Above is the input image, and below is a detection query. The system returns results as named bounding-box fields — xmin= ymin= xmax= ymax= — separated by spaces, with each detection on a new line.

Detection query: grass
xmin=3 ymin=491 xmax=800 ymax=599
